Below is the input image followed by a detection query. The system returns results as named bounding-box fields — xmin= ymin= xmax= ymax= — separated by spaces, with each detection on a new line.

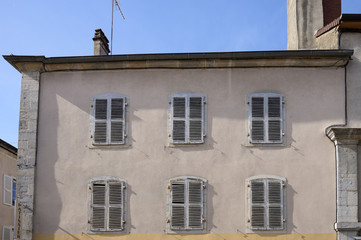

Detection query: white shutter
xmin=251 ymin=97 xmax=265 ymax=142
xmin=108 ymin=182 xmax=124 ymax=230
xmin=188 ymin=181 xmax=203 ymax=229
xmin=91 ymin=183 xmax=106 ymax=230
xmin=251 ymin=181 xmax=265 ymax=229
xmin=110 ymin=98 xmax=125 ymax=144
xmin=94 ymin=99 xmax=108 ymax=144
xmin=3 ymin=175 xmax=12 ymax=206
xmin=268 ymin=181 xmax=283 ymax=229
xmin=2 ymin=226 xmax=12 ymax=240
xmin=171 ymin=181 xmax=185 ymax=229
xmin=172 ymin=97 xmax=186 ymax=142
xmin=189 ymin=97 xmax=203 ymax=143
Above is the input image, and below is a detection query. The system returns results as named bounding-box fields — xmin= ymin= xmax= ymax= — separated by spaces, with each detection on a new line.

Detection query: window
xmin=168 ymin=176 xmax=207 ymax=232
xmin=91 ymin=94 xmax=127 ymax=145
xmin=247 ymin=176 xmax=286 ymax=231
xmin=3 ymin=175 xmax=16 ymax=207
xmin=2 ymin=226 xmax=12 ymax=240
xmin=88 ymin=177 xmax=126 ymax=232
xmin=170 ymin=92 xmax=206 ymax=144
xmin=247 ymin=92 xmax=284 ymax=144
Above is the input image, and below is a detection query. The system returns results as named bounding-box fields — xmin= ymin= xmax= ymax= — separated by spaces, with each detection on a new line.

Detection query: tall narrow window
xmin=89 ymin=177 xmax=126 ymax=232
xmin=247 ymin=92 xmax=284 ymax=144
xmin=169 ymin=176 xmax=207 ymax=231
xmin=2 ymin=226 xmax=12 ymax=240
xmin=170 ymin=92 xmax=206 ymax=144
xmin=3 ymin=175 xmax=15 ymax=206
xmin=247 ymin=176 xmax=286 ymax=231
xmin=91 ymin=94 xmax=127 ymax=145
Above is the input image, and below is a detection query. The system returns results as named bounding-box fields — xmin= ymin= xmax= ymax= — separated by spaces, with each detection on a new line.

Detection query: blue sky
xmin=1 ymin=1 xmax=361 ymax=147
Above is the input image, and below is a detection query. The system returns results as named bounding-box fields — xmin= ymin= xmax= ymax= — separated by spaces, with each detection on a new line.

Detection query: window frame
xmin=246 ymin=175 xmax=286 ymax=232
xmin=3 ymin=175 xmax=15 ymax=207
xmin=90 ymin=93 xmax=127 ymax=146
xmin=247 ymin=92 xmax=285 ymax=145
xmin=88 ymin=177 xmax=127 ymax=233
xmin=169 ymin=92 xmax=207 ymax=145
xmin=2 ymin=226 xmax=12 ymax=240
xmin=167 ymin=176 xmax=207 ymax=233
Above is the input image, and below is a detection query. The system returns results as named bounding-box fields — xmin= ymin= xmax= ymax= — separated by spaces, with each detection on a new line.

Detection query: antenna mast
xmin=110 ymin=0 xmax=126 ymax=55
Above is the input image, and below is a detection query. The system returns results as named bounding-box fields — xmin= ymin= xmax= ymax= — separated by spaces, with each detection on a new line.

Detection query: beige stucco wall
xmin=340 ymin=32 xmax=361 ymax=127
xmin=316 ymin=28 xmax=339 ymax=49
xmin=34 ymin=67 xmax=344 ymax=236
xmin=0 ymin=146 xmax=17 ymax=236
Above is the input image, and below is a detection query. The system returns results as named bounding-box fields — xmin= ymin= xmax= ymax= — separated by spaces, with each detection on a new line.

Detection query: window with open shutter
xmin=89 ymin=177 xmax=126 ymax=232
xmin=247 ymin=92 xmax=284 ymax=144
xmin=170 ymin=92 xmax=206 ymax=144
xmin=3 ymin=175 xmax=13 ymax=206
xmin=169 ymin=177 xmax=206 ymax=232
xmin=247 ymin=176 xmax=285 ymax=231
xmin=92 ymin=94 xmax=127 ymax=145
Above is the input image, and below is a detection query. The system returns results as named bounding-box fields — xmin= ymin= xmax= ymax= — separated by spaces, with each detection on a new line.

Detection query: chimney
xmin=322 ymin=0 xmax=341 ymax=26
xmin=287 ymin=0 xmax=341 ymax=50
xmin=93 ymin=29 xmax=110 ymax=56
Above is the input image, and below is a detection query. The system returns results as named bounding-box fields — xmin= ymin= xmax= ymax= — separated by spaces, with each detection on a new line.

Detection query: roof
xmin=316 ymin=14 xmax=361 ymax=37
xmin=3 ymin=50 xmax=353 ymax=73
xmin=0 ymin=139 xmax=17 ymax=155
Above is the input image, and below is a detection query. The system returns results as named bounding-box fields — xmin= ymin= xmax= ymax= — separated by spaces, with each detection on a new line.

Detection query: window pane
xmin=189 ymin=97 xmax=202 ymax=118
xmin=171 ymin=206 xmax=185 ymax=228
xmin=109 ymin=207 xmax=122 ymax=229
xmin=94 ymin=122 xmax=107 ymax=143
xmin=92 ymin=207 xmax=105 ymax=229
xmin=189 ymin=182 xmax=202 ymax=204
xmin=189 ymin=120 xmax=202 ymax=141
xmin=111 ymin=98 xmax=124 ymax=119
xmin=268 ymin=182 xmax=281 ymax=204
xmin=268 ymin=120 xmax=281 ymax=141
xmin=268 ymin=97 xmax=281 ymax=117
xmin=251 ymin=182 xmax=264 ymax=204
xmin=252 ymin=97 xmax=264 ymax=118
xmin=172 ymin=182 xmax=185 ymax=204
xmin=109 ymin=183 xmax=122 ymax=205
xmin=93 ymin=184 xmax=106 ymax=205
xmin=173 ymin=121 xmax=185 ymax=141
xmin=189 ymin=205 xmax=202 ymax=228
xmin=269 ymin=206 xmax=282 ymax=228
xmin=251 ymin=206 xmax=265 ymax=228
xmin=252 ymin=121 xmax=264 ymax=141
xmin=111 ymin=122 xmax=123 ymax=142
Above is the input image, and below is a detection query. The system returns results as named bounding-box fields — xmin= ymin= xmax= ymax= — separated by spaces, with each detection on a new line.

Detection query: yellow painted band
xmin=33 ymin=233 xmax=336 ymax=240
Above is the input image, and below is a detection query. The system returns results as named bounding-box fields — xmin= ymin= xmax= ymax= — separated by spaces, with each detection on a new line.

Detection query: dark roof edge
xmin=0 ymin=139 xmax=17 ymax=155
xmin=3 ymin=49 xmax=354 ymax=64
xmin=316 ymin=13 xmax=361 ymax=37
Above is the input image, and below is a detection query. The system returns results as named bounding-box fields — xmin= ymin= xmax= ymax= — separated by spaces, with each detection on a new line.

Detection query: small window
xmin=3 ymin=175 xmax=15 ymax=207
xmin=88 ymin=177 xmax=126 ymax=232
xmin=247 ymin=176 xmax=286 ymax=231
xmin=91 ymin=93 xmax=127 ymax=145
xmin=2 ymin=226 xmax=12 ymax=240
xmin=168 ymin=176 xmax=207 ymax=232
xmin=247 ymin=92 xmax=284 ymax=144
xmin=170 ymin=92 xmax=206 ymax=144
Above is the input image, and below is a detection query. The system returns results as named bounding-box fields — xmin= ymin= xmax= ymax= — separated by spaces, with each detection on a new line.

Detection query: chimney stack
xmin=322 ymin=0 xmax=341 ymax=26
xmin=93 ymin=29 xmax=110 ymax=56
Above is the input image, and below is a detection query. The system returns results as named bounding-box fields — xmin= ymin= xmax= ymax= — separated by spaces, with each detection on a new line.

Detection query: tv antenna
xmin=111 ymin=0 xmax=126 ymax=55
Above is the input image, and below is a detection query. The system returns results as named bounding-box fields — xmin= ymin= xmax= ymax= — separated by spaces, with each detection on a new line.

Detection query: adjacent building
xmin=3 ymin=0 xmax=361 ymax=240
xmin=0 ymin=140 xmax=17 ymax=240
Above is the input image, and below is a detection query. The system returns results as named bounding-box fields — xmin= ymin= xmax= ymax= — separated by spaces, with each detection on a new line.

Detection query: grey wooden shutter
xmin=251 ymin=97 xmax=265 ymax=142
xmin=110 ymin=98 xmax=124 ymax=143
xmin=92 ymin=183 xmax=106 ymax=230
xmin=188 ymin=181 xmax=203 ymax=229
xmin=251 ymin=181 xmax=265 ymax=228
xmin=3 ymin=175 xmax=12 ymax=206
xmin=108 ymin=182 xmax=124 ymax=230
xmin=268 ymin=181 xmax=283 ymax=229
xmin=189 ymin=97 xmax=203 ymax=143
xmin=171 ymin=181 xmax=185 ymax=229
xmin=268 ymin=97 xmax=282 ymax=142
xmin=2 ymin=226 xmax=11 ymax=240
xmin=94 ymin=99 xmax=108 ymax=143
xmin=172 ymin=98 xmax=186 ymax=142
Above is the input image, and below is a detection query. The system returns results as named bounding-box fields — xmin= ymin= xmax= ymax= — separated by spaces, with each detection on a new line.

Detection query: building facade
xmin=4 ymin=0 xmax=361 ymax=240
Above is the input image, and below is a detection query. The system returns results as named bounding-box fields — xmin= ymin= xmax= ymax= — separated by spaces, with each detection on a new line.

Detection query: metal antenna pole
xmin=111 ymin=0 xmax=114 ymax=55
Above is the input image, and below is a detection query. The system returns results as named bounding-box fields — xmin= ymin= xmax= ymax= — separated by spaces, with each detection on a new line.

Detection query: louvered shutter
xmin=172 ymin=97 xmax=186 ymax=142
xmin=91 ymin=183 xmax=106 ymax=230
xmin=110 ymin=98 xmax=125 ymax=144
xmin=171 ymin=181 xmax=185 ymax=229
xmin=94 ymin=99 xmax=108 ymax=144
xmin=2 ymin=226 xmax=11 ymax=240
xmin=251 ymin=181 xmax=265 ymax=228
xmin=268 ymin=97 xmax=282 ymax=142
xmin=268 ymin=181 xmax=283 ymax=229
xmin=108 ymin=182 xmax=124 ymax=230
xmin=251 ymin=97 xmax=265 ymax=142
xmin=3 ymin=175 xmax=12 ymax=206
xmin=189 ymin=97 xmax=203 ymax=143
xmin=188 ymin=181 xmax=203 ymax=229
